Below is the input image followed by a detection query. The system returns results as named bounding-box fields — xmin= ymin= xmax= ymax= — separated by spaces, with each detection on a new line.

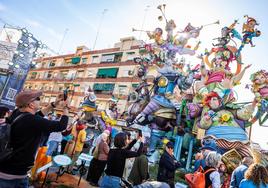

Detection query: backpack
xmin=0 ymin=113 xmax=30 ymax=163
xmin=185 ymin=167 xmax=215 ymax=188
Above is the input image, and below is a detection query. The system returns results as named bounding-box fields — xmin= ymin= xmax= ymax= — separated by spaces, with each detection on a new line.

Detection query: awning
xmin=132 ymin=84 xmax=138 ymax=88
xmin=96 ymin=68 xmax=118 ymax=78
xmin=71 ymin=57 xmax=81 ymax=64
xmin=93 ymin=83 xmax=115 ymax=91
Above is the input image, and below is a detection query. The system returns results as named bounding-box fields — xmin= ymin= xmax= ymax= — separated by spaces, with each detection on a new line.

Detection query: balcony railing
xmin=30 ymin=60 xmax=136 ymax=71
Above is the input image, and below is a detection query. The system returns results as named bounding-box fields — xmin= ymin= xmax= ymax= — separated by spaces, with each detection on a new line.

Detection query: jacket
xmin=98 ymin=140 xmax=109 ymax=161
xmin=157 ymin=151 xmax=180 ymax=188
xmin=128 ymin=154 xmax=149 ymax=185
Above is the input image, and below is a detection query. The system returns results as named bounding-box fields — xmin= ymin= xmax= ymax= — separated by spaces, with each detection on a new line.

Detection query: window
xmin=100 ymin=52 xmax=123 ymax=63
xmin=60 ymin=71 xmax=68 ymax=79
xmin=77 ymin=70 xmax=84 ymax=78
xmin=132 ymin=83 xmax=138 ymax=88
xmin=59 ymin=86 xmax=63 ymax=91
xmin=101 ymin=54 xmax=115 ymax=63
xmin=47 ymin=71 xmax=53 ymax=79
xmin=93 ymin=83 xmax=115 ymax=94
xmin=71 ymin=57 xmax=81 ymax=64
xmin=44 ymin=96 xmax=50 ymax=103
xmin=82 ymin=58 xmax=88 ymax=64
xmin=49 ymin=61 xmax=56 ymax=67
xmin=118 ymin=85 xmax=127 ymax=96
xmin=88 ymin=70 xmax=94 ymax=77
xmin=50 ymin=96 xmax=56 ymax=102
xmin=30 ymin=72 xmax=37 ymax=79
xmin=126 ymin=51 xmax=135 ymax=55
xmin=92 ymin=56 xmax=99 ymax=64
xmin=96 ymin=68 xmax=118 ymax=78
xmin=126 ymin=51 xmax=136 ymax=61
xmin=114 ymin=52 xmax=123 ymax=62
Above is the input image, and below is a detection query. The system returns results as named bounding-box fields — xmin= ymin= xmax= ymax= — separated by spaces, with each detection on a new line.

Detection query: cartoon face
xmin=221 ymin=27 xmax=230 ymax=37
xmin=254 ymin=73 xmax=267 ymax=84
xmin=154 ymin=28 xmax=163 ymax=36
xmin=248 ymin=20 xmax=257 ymax=28
xmin=209 ymin=97 xmax=221 ymax=109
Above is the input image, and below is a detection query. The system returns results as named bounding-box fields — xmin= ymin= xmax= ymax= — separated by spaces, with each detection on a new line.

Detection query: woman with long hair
xmin=100 ymin=132 xmax=144 ymax=188
xmin=239 ymin=163 xmax=268 ymax=188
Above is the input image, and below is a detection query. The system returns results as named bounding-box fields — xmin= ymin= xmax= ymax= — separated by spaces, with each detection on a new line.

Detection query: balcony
xmin=29 ymin=60 xmax=136 ymax=72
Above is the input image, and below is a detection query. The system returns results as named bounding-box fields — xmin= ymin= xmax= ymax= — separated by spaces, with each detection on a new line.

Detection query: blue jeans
xmin=0 ymin=177 xmax=29 ymax=188
xmin=46 ymin=140 xmax=59 ymax=156
xmin=100 ymin=175 xmax=121 ymax=188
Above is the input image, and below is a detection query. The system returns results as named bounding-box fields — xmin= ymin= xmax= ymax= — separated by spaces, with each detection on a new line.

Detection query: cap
xmin=166 ymin=141 xmax=174 ymax=149
xmin=15 ymin=90 xmax=42 ymax=108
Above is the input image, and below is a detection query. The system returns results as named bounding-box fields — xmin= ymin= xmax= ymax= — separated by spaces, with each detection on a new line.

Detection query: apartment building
xmin=24 ymin=37 xmax=157 ymax=114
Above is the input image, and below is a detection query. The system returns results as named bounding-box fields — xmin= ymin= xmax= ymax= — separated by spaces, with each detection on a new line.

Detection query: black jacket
xmin=105 ymin=139 xmax=143 ymax=178
xmin=0 ymin=109 xmax=68 ymax=175
xmin=157 ymin=150 xmax=180 ymax=187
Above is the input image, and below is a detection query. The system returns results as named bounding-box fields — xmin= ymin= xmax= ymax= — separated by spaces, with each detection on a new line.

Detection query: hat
xmin=200 ymin=138 xmax=218 ymax=152
xmin=15 ymin=90 xmax=42 ymax=108
xmin=166 ymin=141 xmax=174 ymax=149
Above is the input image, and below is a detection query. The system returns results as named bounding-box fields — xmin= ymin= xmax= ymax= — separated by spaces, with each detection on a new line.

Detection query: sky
xmin=0 ymin=0 xmax=268 ymax=148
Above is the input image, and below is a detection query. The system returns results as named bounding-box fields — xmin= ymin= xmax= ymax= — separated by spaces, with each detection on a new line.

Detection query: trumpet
xmin=202 ymin=20 xmax=220 ymax=27
xmin=132 ymin=28 xmax=150 ymax=32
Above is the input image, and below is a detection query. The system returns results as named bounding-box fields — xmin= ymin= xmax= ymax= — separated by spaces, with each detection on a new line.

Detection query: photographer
xmin=0 ymin=90 xmax=69 ymax=187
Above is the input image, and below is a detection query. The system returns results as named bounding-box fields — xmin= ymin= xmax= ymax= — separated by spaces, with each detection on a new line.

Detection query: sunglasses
xmin=31 ymin=97 xmax=41 ymax=102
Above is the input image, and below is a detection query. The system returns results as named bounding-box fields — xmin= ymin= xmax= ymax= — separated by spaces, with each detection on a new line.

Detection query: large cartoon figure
xmin=250 ymin=70 xmax=268 ymax=126
xmin=237 ymin=15 xmax=261 ymax=56
xmin=199 ymin=91 xmax=254 ymax=157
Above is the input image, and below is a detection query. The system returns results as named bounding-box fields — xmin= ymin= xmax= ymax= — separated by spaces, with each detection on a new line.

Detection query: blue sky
xmin=0 ymin=0 xmax=268 ymax=148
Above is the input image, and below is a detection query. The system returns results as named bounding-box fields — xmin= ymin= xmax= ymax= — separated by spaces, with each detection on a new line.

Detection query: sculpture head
xmin=204 ymin=91 xmax=222 ymax=110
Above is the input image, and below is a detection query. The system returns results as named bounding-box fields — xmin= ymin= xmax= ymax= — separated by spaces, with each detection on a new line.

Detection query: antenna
xmin=58 ymin=28 xmax=69 ymax=54
xmin=92 ymin=9 xmax=108 ymax=50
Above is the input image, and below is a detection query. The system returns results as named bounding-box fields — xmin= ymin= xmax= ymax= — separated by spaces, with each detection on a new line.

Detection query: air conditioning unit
xmin=128 ymin=70 xmax=134 ymax=75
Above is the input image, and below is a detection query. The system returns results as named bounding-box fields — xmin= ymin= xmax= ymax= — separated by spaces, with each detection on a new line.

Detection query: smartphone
xmin=63 ymin=89 xmax=68 ymax=101
xmin=137 ymin=129 xmax=142 ymax=137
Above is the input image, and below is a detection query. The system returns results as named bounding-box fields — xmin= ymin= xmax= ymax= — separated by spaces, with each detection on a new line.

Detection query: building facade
xmin=24 ymin=37 xmax=156 ymax=115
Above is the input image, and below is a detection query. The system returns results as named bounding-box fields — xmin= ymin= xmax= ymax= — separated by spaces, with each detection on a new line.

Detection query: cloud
xmin=0 ymin=3 xmax=6 ymax=11
xmin=24 ymin=18 xmax=62 ymax=40
xmin=25 ymin=19 xmax=42 ymax=28
xmin=47 ymin=28 xmax=62 ymax=40
xmin=60 ymin=0 xmax=97 ymax=32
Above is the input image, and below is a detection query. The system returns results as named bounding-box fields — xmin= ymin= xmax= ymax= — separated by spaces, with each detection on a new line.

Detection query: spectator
xmin=0 ymin=90 xmax=69 ymax=187
xmin=0 ymin=106 xmax=10 ymax=152
xmin=68 ymin=121 xmax=87 ymax=173
xmin=157 ymin=141 xmax=181 ymax=188
xmin=230 ymin=157 xmax=254 ymax=188
xmin=60 ymin=125 xmax=74 ymax=154
xmin=194 ymin=138 xmax=219 ymax=171
xmin=123 ymin=131 xmax=135 ymax=179
xmin=204 ymin=151 xmax=222 ymax=188
xmin=239 ymin=163 xmax=268 ymax=188
xmin=100 ymin=132 xmax=144 ymax=188
xmin=87 ymin=132 xmax=110 ymax=186
xmin=46 ymin=131 xmax=63 ymax=156
xmin=128 ymin=146 xmax=149 ymax=185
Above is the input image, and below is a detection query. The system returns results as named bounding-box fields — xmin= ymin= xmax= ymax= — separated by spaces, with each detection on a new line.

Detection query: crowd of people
xmin=0 ymin=90 xmax=268 ymax=188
